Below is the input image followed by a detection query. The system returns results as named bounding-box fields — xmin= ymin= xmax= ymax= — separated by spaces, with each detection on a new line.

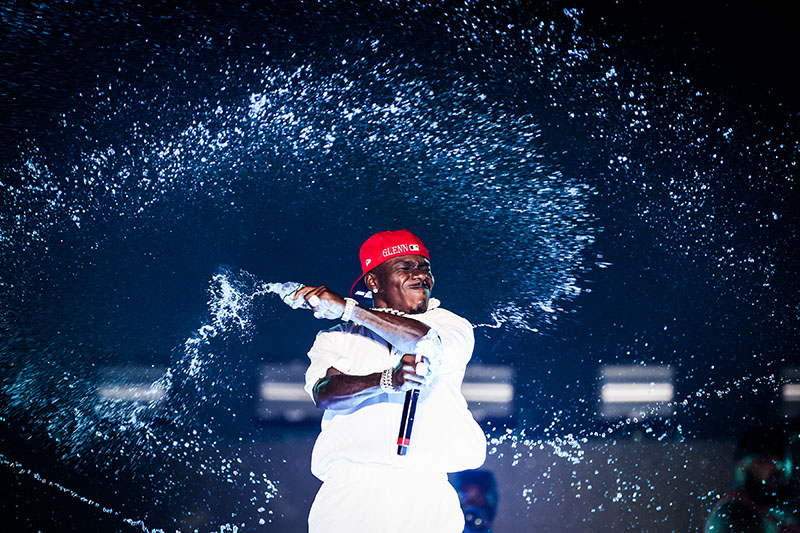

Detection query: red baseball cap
xmin=350 ymin=229 xmax=430 ymax=297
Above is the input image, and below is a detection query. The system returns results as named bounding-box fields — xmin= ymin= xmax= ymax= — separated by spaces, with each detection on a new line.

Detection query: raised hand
xmin=293 ymin=285 xmax=346 ymax=320
xmin=392 ymin=353 xmax=429 ymax=391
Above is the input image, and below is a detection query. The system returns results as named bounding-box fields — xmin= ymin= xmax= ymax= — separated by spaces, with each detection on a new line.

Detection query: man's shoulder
xmin=427 ymin=305 xmax=470 ymax=322
xmin=422 ymin=305 xmax=473 ymax=334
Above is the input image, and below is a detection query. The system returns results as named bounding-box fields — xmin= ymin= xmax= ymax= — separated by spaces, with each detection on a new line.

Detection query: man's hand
xmin=294 ymin=285 xmax=346 ymax=320
xmin=393 ymin=353 xmax=430 ymax=391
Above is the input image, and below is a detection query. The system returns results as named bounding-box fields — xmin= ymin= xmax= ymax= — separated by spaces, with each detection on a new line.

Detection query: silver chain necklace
xmin=371 ymin=307 xmax=408 ymax=317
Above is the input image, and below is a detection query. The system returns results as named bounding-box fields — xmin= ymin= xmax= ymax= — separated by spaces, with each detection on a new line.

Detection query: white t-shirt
xmin=304 ymin=298 xmax=487 ymax=481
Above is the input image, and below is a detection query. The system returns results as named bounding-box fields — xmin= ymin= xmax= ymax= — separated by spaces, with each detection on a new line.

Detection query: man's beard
xmin=408 ymin=299 xmax=428 ymax=314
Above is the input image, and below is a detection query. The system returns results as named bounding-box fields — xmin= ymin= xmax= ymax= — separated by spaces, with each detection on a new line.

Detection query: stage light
xmin=601 ymin=383 xmax=674 ymax=403
xmin=598 ymin=365 xmax=674 ymax=419
xmin=781 ymin=367 xmax=800 ymax=418
xmin=257 ymin=363 xmax=317 ymax=422
xmin=95 ymin=366 xmax=168 ymax=422
xmin=461 ymin=364 xmax=515 ymax=423
xmin=260 ymin=381 xmax=310 ymax=402
xmin=96 ymin=366 xmax=167 ymax=402
xmin=461 ymin=383 xmax=514 ymax=403
xmin=783 ymin=384 xmax=800 ymax=401
xmin=97 ymin=384 xmax=166 ymax=402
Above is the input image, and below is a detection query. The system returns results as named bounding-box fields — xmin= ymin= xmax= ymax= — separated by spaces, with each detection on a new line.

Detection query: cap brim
xmin=350 ymin=274 xmax=373 ymax=304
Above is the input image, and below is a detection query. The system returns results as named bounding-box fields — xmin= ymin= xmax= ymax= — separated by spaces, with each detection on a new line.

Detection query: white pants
xmin=308 ymin=462 xmax=464 ymax=533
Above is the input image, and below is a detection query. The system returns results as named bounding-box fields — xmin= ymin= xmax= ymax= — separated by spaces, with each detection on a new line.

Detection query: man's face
xmin=367 ymin=255 xmax=434 ymax=314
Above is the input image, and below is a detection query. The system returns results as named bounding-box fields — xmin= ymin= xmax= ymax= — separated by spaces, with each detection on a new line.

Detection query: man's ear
xmin=364 ymin=272 xmax=379 ymax=293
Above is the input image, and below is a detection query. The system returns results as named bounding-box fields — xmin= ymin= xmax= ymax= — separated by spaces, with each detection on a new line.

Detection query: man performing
xmin=293 ymin=229 xmax=487 ymax=533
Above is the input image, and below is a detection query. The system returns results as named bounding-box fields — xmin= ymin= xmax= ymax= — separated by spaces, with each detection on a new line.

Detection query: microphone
xmin=397 ymin=388 xmax=420 ymax=456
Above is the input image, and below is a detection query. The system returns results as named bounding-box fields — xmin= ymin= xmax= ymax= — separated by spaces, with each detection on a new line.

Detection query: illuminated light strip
xmin=601 ymin=383 xmax=674 ymax=403
xmin=97 ymin=385 xmax=165 ymax=402
xmin=782 ymin=384 xmax=800 ymax=402
xmin=261 ymin=383 xmax=308 ymax=402
xmin=260 ymin=382 xmax=514 ymax=403
xmin=461 ymin=383 xmax=514 ymax=403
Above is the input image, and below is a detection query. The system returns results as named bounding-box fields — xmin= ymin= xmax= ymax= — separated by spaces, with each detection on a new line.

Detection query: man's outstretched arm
xmin=294 ymin=285 xmax=430 ymax=354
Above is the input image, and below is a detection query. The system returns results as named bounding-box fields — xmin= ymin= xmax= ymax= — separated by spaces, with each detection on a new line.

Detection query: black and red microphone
xmin=397 ymin=353 xmax=428 ymax=456
xmin=397 ymin=387 xmax=420 ymax=456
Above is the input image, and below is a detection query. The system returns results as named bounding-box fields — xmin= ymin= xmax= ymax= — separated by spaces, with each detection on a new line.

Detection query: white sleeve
xmin=304 ymin=326 xmax=352 ymax=399
xmin=435 ymin=313 xmax=475 ymax=375
xmin=438 ymin=315 xmax=485 ymax=471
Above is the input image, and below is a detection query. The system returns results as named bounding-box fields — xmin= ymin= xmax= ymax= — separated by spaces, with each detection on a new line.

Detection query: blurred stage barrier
xmin=256 ymin=363 xmax=515 ymax=424
xmin=598 ymin=365 xmax=674 ymax=419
